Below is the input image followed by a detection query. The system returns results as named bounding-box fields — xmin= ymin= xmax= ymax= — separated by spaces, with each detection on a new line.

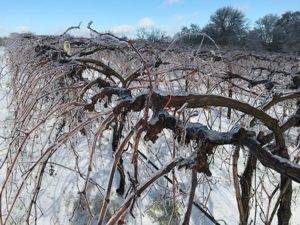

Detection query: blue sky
xmin=0 ymin=0 xmax=299 ymax=37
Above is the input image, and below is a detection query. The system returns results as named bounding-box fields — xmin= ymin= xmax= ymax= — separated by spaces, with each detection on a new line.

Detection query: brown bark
xmin=240 ymin=154 xmax=257 ymax=222
xmin=182 ymin=169 xmax=198 ymax=225
xmin=233 ymin=146 xmax=247 ymax=225
xmin=240 ymin=138 xmax=300 ymax=183
xmin=277 ymin=176 xmax=292 ymax=225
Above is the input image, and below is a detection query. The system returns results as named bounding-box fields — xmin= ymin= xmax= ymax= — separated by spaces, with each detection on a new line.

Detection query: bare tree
xmin=203 ymin=6 xmax=249 ymax=46
xmin=175 ymin=24 xmax=203 ymax=44
xmin=136 ymin=27 xmax=170 ymax=42
xmin=1 ymin=23 xmax=300 ymax=225
xmin=252 ymin=14 xmax=280 ymax=50
xmin=274 ymin=11 xmax=300 ymax=52
xmin=0 ymin=37 xmax=6 ymax=46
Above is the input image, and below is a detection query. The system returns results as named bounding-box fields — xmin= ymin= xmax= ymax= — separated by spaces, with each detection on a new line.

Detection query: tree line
xmin=1 ymin=7 xmax=299 ymax=53
xmin=0 ymin=37 xmax=7 ymax=46
xmin=136 ymin=6 xmax=300 ymax=53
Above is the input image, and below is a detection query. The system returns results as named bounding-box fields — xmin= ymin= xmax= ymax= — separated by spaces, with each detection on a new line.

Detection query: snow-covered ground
xmin=0 ymin=47 xmax=9 ymax=124
xmin=1 ymin=45 xmax=300 ymax=225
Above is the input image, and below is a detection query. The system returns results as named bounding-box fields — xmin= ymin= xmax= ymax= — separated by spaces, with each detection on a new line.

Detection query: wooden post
xmin=63 ymin=41 xmax=71 ymax=56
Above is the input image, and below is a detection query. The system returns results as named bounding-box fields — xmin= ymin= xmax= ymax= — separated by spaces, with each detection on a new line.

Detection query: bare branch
xmin=107 ymin=157 xmax=184 ymax=224
xmin=60 ymin=22 xmax=82 ymax=37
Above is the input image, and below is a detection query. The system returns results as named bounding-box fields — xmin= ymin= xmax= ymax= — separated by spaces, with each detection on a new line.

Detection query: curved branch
xmin=262 ymin=92 xmax=300 ymax=112
xmin=126 ymin=90 xmax=285 ymax=149
xmin=77 ymin=58 xmax=125 ymax=84
xmin=240 ymin=138 xmax=300 ymax=183
xmin=60 ymin=22 xmax=82 ymax=36
xmin=159 ymin=92 xmax=284 ymax=149
xmin=97 ymin=119 xmax=147 ymax=224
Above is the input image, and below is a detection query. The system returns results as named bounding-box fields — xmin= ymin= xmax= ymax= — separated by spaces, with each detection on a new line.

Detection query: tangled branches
xmin=1 ymin=23 xmax=300 ymax=224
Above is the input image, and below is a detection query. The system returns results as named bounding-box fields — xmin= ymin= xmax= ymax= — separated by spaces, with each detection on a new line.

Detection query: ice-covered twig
xmin=138 ymin=150 xmax=222 ymax=224
xmin=182 ymin=168 xmax=198 ymax=225
xmin=60 ymin=22 xmax=82 ymax=37
xmin=107 ymin=157 xmax=184 ymax=224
